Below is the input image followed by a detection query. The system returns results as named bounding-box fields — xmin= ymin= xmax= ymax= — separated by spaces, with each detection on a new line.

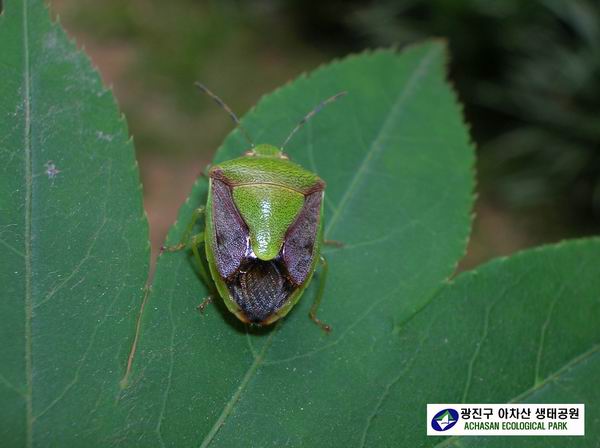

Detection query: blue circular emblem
xmin=431 ymin=408 xmax=459 ymax=431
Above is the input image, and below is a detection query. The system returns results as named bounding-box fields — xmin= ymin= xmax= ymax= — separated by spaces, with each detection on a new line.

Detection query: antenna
xmin=281 ymin=91 xmax=347 ymax=150
xmin=194 ymin=82 xmax=254 ymax=148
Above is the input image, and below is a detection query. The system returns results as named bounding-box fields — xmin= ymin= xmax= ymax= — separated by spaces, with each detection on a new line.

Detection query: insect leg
xmin=161 ymin=207 xmax=205 ymax=253
xmin=190 ymin=232 xmax=211 ymax=286
xmin=323 ymin=239 xmax=344 ymax=248
xmin=309 ymin=255 xmax=332 ymax=333
xmin=196 ymin=296 xmax=213 ymax=314
xmin=190 ymin=232 xmax=218 ymax=312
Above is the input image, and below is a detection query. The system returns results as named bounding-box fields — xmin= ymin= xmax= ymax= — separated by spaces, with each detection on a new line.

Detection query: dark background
xmin=49 ymin=0 xmax=600 ymax=268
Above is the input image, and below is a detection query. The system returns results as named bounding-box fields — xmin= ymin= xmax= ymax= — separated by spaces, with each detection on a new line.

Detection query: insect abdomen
xmin=227 ymin=258 xmax=294 ymax=323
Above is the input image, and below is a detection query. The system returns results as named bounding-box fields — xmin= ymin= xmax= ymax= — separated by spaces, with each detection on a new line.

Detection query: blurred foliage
xmin=284 ymin=0 xmax=600 ymax=225
xmin=55 ymin=0 xmax=328 ymax=157
xmin=54 ymin=0 xmax=600 ymax=230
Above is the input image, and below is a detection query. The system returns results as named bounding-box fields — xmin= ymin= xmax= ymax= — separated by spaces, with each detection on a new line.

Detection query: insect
xmin=162 ymin=83 xmax=345 ymax=332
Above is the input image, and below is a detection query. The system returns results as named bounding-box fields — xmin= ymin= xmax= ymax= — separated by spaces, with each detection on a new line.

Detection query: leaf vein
xmin=0 ymin=237 xmax=25 ymax=258
xmin=0 ymin=372 xmax=25 ymax=397
xmin=22 ymin=0 xmax=34 ymax=446
xmin=324 ymin=45 xmax=439 ymax=238
xmin=33 ymin=217 xmax=107 ymax=310
xmin=533 ymin=287 xmax=562 ymax=385
xmin=358 ymin=318 xmax=436 ymax=447
xmin=436 ymin=343 xmax=600 ymax=448
xmin=120 ymin=284 xmax=152 ymax=389
xmin=33 ymin=286 xmax=125 ymax=421
xmin=264 ymin=283 xmax=405 ymax=366
xmin=198 ymin=325 xmax=280 ymax=448
xmin=461 ymin=293 xmax=502 ymax=403
xmin=155 ymin=276 xmax=178 ymax=448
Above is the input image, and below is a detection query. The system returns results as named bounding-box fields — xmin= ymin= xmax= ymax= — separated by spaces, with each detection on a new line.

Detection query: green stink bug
xmin=163 ymin=84 xmax=345 ymax=332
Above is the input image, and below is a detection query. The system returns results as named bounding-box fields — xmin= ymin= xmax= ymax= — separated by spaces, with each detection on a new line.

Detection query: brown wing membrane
xmin=211 ymin=179 xmax=249 ymax=278
xmin=228 ymin=258 xmax=294 ymax=323
xmin=283 ymin=191 xmax=322 ymax=285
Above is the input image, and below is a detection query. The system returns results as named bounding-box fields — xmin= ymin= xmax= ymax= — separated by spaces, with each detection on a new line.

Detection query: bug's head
xmin=244 ymin=144 xmax=289 ymax=160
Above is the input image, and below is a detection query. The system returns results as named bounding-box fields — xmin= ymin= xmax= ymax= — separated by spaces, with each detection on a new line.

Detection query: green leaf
xmin=116 ymin=42 xmax=475 ymax=446
xmin=0 ymin=0 xmax=148 ymax=446
xmin=371 ymin=239 xmax=600 ymax=447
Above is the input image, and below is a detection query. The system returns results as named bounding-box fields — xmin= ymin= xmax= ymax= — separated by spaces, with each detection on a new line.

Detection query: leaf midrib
xmin=197 ymin=46 xmax=440 ymax=447
xmin=21 ymin=1 xmax=34 ymax=447
xmin=324 ymin=45 xmax=439 ymax=238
